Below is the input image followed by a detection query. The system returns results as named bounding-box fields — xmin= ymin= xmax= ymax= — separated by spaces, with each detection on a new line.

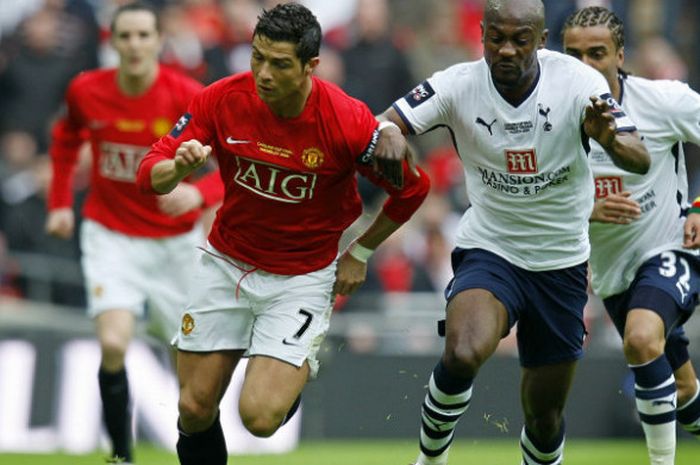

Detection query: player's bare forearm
xmin=334 ymin=211 xmax=404 ymax=296
xmin=354 ymin=210 xmax=403 ymax=250
xmin=375 ymin=107 xmax=412 ymax=189
xmin=150 ymin=159 xmax=188 ymax=194
xmin=150 ymin=139 xmax=211 ymax=193
xmin=603 ymin=131 xmax=650 ymax=175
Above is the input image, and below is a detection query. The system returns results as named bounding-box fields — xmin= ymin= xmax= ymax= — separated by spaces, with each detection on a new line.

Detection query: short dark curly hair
xmin=562 ymin=6 xmax=625 ymax=50
xmin=253 ymin=3 xmax=321 ymax=64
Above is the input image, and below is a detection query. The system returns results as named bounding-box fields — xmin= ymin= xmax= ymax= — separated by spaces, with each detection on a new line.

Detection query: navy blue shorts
xmin=445 ymin=248 xmax=588 ymax=368
xmin=603 ymin=251 xmax=700 ymax=370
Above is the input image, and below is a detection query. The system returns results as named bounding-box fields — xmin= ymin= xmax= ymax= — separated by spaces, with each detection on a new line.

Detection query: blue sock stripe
xmin=631 ymin=356 xmax=673 ymax=388
xmin=635 ymin=383 xmax=677 ymax=400
xmin=521 ymin=440 xmax=561 ymax=465
xmin=427 ymin=390 xmax=470 ymax=411
xmin=420 ymin=436 xmax=453 ymax=457
xmin=421 ymin=420 xmax=452 ymax=439
xmin=639 ymin=410 xmax=676 ymax=425
xmin=422 ymin=402 xmax=462 ymax=423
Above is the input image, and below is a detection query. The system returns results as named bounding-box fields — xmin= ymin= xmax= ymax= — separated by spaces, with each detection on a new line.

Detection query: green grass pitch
xmin=0 ymin=439 xmax=698 ymax=464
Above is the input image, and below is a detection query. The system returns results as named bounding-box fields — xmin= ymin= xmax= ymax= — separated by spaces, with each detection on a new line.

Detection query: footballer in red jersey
xmin=136 ymin=4 xmax=429 ymax=465
xmin=45 ymin=3 xmax=223 ymax=463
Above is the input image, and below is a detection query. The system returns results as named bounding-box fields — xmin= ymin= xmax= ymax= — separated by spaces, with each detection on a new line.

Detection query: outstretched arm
xmin=584 ymin=96 xmax=650 ymax=174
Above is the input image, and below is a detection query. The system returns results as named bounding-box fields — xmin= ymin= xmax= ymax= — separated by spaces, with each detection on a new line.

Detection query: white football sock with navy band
xmin=416 ymin=360 xmax=472 ymax=465
xmin=631 ymin=356 xmax=677 ymax=465
xmin=520 ymin=425 xmax=565 ymax=465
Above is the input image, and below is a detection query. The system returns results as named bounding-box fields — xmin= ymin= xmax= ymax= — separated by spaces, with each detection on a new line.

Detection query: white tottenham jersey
xmin=394 ymin=49 xmax=634 ymax=271
xmin=589 ymin=75 xmax=700 ymax=298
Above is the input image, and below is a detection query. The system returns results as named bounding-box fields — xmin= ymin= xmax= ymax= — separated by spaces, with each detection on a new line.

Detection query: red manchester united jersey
xmin=138 ymin=72 xmax=429 ymax=274
xmin=49 ymin=66 xmax=223 ymax=237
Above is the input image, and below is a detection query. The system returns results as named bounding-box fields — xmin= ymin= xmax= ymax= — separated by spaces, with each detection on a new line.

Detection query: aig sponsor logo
xmin=595 ymin=176 xmax=623 ymax=198
xmin=234 ymin=156 xmax=317 ymax=203
xmin=99 ymin=142 xmax=149 ymax=182
xmin=505 ymin=149 xmax=537 ymax=174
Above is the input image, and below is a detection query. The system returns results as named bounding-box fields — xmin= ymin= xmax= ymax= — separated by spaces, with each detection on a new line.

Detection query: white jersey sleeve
xmin=662 ymin=81 xmax=700 ymax=145
xmin=391 ymin=67 xmax=457 ymax=135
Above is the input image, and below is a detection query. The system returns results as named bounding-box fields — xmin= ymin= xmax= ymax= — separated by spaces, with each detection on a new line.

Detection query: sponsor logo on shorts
xmin=301 ymin=147 xmax=324 ymax=169
xmin=181 ymin=313 xmax=195 ymax=336
xmin=92 ymin=285 xmax=104 ymax=298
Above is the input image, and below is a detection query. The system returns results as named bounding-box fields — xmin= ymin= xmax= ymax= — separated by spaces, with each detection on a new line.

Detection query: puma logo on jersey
xmin=475 ymin=117 xmax=497 ymax=135
xmin=233 ymin=156 xmax=317 ymax=203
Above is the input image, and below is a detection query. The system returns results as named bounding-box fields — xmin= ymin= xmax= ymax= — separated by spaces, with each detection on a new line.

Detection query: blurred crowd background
xmin=1 ymin=0 xmax=700 ymax=353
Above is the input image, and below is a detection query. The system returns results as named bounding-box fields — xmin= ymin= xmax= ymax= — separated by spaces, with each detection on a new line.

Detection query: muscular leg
xmin=624 ymin=309 xmax=676 ymax=465
xmin=675 ymin=360 xmax=698 ymax=406
xmin=675 ymin=360 xmax=700 ymax=437
xmin=176 ymin=349 xmax=243 ymax=465
xmin=416 ymin=289 xmax=509 ymax=465
xmin=239 ymin=355 xmax=310 ymax=437
xmin=520 ymin=361 xmax=577 ymax=465
xmin=95 ymin=309 xmax=135 ymax=463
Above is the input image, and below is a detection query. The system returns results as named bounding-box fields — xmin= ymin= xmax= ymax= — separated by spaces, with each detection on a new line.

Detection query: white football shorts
xmin=80 ymin=219 xmax=203 ymax=342
xmin=174 ymin=243 xmax=335 ymax=378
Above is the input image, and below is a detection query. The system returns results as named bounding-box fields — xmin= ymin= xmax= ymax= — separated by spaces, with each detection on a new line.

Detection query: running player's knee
xmin=443 ymin=341 xmax=486 ymax=378
xmin=240 ymin=410 xmax=283 ymax=438
xmin=623 ymin=329 xmax=664 ymax=362
xmin=178 ymin=393 xmax=218 ymax=427
xmin=99 ymin=335 xmax=128 ymax=366
xmin=524 ymin=411 xmax=563 ymax=444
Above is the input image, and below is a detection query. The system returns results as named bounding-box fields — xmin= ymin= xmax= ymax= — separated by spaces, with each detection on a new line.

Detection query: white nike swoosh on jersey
xmin=226 ymin=137 xmax=251 ymax=144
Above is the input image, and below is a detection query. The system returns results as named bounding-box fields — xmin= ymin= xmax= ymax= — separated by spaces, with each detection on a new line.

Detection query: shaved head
xmin=484 ymin=0 xmax=545 ymax=32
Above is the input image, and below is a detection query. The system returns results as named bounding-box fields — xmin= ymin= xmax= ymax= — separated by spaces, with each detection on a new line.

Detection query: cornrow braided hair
xmin=562 ymin=6 xmax=625 ymax=50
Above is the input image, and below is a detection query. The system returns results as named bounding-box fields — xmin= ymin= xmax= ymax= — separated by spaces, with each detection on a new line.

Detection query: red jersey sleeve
xmin=48 ymin=77 xmax=89 ymax=210
xmin=347 ymin=103 xmax=430 ymax=223
xmin=137 ymin=85 xmax=217 ymax=194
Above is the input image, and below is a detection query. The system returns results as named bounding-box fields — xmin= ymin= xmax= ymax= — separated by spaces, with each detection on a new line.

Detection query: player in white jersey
xmin=375 ymin=1 xmax=650 ymax=465
xmin=563 ymin=6 xmax=700 ymax=465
